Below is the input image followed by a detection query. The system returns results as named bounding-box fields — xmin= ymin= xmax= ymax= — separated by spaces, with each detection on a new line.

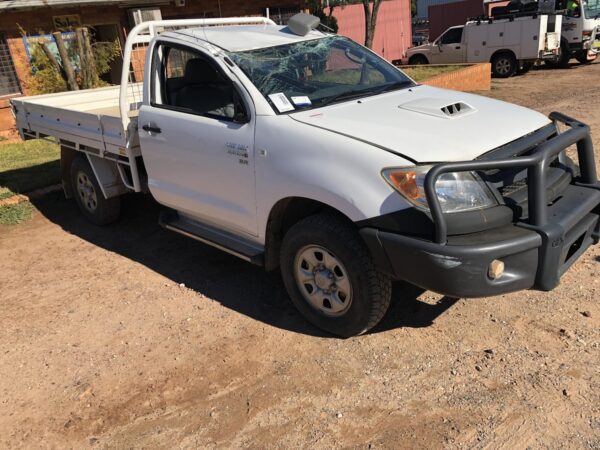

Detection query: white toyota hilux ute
xmin=11 ymin=14 xmax=600 ymax=337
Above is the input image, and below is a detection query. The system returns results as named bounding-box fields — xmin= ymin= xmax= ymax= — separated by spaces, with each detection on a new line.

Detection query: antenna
xmin=201 ymin=11 xmax=209 ymax=43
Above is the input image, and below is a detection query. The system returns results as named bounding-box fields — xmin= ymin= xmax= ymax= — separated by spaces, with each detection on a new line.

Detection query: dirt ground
xmin=1 ymin=62 xmax=600 ymax=449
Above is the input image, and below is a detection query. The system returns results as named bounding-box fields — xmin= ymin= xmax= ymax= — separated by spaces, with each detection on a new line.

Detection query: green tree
xmin=308 ymin=0 xmax=340 ymax=33
xmin=23 ymin=29 xmax=121 ymax=95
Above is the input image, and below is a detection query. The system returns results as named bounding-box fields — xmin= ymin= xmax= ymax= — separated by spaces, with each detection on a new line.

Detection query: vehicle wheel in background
xmin=550 ymin=42 xmax=572 ymax=68
xmin=408 ymin=54 xmax=429 ymax=65
xmin=491 ymin=52 xmax=517 ymax=78
xmin=575 ymin=52 xmax=596 ymax=64
xmin=280 ymin=213 xmax=392 ymax=338
xmin=518 ymin=62 xmax=534 ymax=74
xmin=70 ymin=156 xmax=121 ymax=225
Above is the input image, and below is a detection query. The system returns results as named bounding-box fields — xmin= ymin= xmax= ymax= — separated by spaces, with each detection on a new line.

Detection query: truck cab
xmin=409 ymin=26 xmax=466 ymax=66
xmin=556 ymin=0 xmax=600 ymax=64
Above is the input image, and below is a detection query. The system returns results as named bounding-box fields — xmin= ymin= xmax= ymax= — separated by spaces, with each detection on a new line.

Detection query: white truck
xmin=551 ymin=0 xmax=600 ymax=65
xmin=407 ymin=14 xmax=562 ymax=77
xmin=11 ymin=14 xmax=600 ymax=337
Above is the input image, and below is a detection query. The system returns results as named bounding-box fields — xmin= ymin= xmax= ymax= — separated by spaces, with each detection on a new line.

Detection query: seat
xmin=172 ymin=58 xmax=235 ymax=119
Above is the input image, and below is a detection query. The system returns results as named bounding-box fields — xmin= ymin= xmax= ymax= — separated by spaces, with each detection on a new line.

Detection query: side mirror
xmin=233 ymin=109 xmax=249 ymax=124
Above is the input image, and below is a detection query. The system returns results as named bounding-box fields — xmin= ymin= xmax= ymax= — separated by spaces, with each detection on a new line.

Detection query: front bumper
xmin=361 ymin=113 xmax=600 ymax=298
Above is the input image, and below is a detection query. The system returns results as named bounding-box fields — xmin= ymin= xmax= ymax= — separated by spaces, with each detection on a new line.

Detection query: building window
xmin=0 ymin=34 xmax=21 ymax=97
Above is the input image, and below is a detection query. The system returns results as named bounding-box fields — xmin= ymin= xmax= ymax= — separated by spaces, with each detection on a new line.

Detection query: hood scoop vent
xmin=399 ymin=98 xmax=477 ymax=119
xmin=441 ymin=102 xmax=472 ymax=117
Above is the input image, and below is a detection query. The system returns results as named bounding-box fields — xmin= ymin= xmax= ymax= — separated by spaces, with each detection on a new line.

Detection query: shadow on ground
xmin=29 ymin=190 xmax=458 ymax=338
xmin=0 ymin=160 xmax=60 ymax=194
xmin=531 ymin=61 xmax=593 ymax=72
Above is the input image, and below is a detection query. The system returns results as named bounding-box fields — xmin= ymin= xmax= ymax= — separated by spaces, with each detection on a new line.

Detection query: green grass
xmin=0 ymin=139 xmax=60 ymax=225
xmin=0 ymin=139 xmax=60 ymax=193
xmin=401 ymin=65 xmax=464 ymax=82
xmin=0 ymin=201 xmax=33 ymax=225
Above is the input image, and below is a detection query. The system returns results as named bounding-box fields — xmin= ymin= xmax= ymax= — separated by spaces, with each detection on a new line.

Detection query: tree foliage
xmin=308 ymin=0 xmax=340 ymax=33
xmin=24 ymin=30 xmax=121 ymax=95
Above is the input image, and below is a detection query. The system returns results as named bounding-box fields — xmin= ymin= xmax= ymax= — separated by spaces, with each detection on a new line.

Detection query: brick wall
xmin=420 ymin=63 xmax=491 ymax=91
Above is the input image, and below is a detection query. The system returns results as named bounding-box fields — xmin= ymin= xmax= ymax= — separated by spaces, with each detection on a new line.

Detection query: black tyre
xmin=408 ymin=54 xmax=429 ymax=65
xmin=280 ymin=213 xmax=392 ymax=337
xmin=575 ymin=53 xmax=596 ymax=64
xmin=517 ymin=62 xmax=534 ymax=74
xmin=491 ymin=52 xmax=517 ymax=78
xmin=70 ymin=156 xmax=120 ymax=225
xmin=553 ymin=42 xmax=572 ymax=68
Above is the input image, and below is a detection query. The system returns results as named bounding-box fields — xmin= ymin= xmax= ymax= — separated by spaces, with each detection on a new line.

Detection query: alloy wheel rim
xmin=294 ymin=245 xmax=353 ymax=316
xmin=496 ymin=59 xmax=511 ymax=75
xmin=77 ymin=171 xmax=98 ymax=213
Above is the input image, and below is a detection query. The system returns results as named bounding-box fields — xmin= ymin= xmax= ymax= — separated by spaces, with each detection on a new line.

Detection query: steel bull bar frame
xmin=424 ymin=112 xmax=600 ymax=290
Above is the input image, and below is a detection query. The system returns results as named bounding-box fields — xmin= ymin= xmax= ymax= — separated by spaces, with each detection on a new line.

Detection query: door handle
xmin=455 ymin=46 xmax=461 ymax=49
xmin=142 ymin=124 xmax=162 ymax=134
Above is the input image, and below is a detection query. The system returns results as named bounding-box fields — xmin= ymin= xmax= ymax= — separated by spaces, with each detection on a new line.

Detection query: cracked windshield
xmin=228 ymin=36 xmax=414 ymax=113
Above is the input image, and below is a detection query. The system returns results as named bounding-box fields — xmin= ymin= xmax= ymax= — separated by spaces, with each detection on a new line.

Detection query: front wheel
xmin=408 ymin=54 xmax=429 ymax=65
xmin=491 ymin=53 xmax=517 ymax=78
xmin=70 ymin=156 xmax=120 ymax=225
xmin=575 ymin=53 xmax=596 ymax=64
xmin=280 ymin=213 xmax=392 ymax=337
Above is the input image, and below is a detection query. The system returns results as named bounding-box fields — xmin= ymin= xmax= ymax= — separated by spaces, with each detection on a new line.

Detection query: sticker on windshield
xmin=291 ymin=96 xmax=312 ymax=107
xmin=268 ymin=93 xmax=295 ymax=113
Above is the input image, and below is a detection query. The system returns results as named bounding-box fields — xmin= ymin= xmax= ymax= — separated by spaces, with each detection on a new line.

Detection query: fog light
xmin=488 ymin=259 xmax=505 ymax=280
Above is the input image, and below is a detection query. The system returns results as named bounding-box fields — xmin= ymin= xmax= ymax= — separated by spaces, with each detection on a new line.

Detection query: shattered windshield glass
xmin=227 ymin=36 xmax=414 ymax=113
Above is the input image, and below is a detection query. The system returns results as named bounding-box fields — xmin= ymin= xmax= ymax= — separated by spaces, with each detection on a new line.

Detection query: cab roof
xmin=165 ymin=24 xmax=328 ymax=52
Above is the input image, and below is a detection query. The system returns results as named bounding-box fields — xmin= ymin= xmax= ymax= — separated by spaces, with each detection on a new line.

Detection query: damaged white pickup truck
xmin=11 ymin=14 xmax=600 ymax=336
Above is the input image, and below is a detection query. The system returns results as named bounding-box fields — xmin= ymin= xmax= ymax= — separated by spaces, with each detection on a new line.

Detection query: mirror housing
xmin=233 ymin=108 xmax=249 ymax=124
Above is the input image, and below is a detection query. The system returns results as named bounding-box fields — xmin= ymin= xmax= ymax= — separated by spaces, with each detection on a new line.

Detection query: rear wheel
xmin=575 ymin=52 xmax=596 ymax=64
xmin=491 ymin=52 xmax=517 ymax=78
xmin=280 ymin=213 xmax=392 ymax=337
xmin=408 ymin=54 xmax=429 ymax=65
xmin=70 ymin=156 xmax=120 ymax=225
xmin=518 ymin=62 xmax=534 ymax=74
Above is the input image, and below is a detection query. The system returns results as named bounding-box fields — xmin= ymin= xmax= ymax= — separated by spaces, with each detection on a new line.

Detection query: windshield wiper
xmin=317 ymin=87 xmax=376 ymax=108
xmin=366 ymin=80 xmax=415 ymax=96
xmin=317 ymin=80 xmax=414 ymax=108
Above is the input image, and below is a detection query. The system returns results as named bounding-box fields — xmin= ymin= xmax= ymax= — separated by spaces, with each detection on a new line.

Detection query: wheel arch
xmin=408 ymin=53 xmax=429 ymax=64
xmin=264 ymin=196 xmax=358 ymax=271
xmin=490 ymin=49 xmax=517 ymax=62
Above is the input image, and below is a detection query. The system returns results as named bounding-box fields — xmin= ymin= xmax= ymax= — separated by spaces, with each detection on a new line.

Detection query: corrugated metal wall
xmin=328 ymin=0 xmax=412 ymax=62
xmin=428 ymin=0 xmax=484 ymax=40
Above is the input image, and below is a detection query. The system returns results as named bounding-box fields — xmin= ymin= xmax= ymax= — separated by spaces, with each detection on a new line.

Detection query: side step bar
xmin=159 ymin=210 xmax=264 ymax=265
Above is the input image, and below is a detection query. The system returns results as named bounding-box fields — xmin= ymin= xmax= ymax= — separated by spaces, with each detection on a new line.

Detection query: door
xmin=433 ymin=27 xmax=465 ymax=64
xmin=139 ymin=42 xmax=257 ymax=236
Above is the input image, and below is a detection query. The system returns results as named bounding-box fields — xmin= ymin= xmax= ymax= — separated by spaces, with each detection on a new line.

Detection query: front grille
xmin=498 ymin=178 xmax=528 ymax=197
xmin=477 ymin=126 xmax=574 ymax=220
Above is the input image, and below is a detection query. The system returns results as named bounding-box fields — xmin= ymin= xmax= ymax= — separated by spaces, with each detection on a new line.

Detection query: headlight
xmin=382 ymin=165 xmax=498 ymax=213
xmin=582 ymin=30 xmax=593 ymax=40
